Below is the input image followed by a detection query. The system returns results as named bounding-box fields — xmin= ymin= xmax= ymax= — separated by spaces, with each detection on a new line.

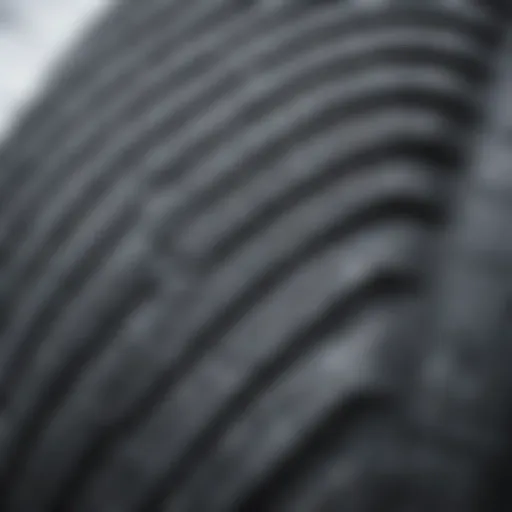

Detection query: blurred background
xmin=0 ymin=0 xmax=114 ymax=141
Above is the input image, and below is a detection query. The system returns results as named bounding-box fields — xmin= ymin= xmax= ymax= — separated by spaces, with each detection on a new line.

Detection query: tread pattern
xmin=0 ymin=1 xmax=504 ymax=511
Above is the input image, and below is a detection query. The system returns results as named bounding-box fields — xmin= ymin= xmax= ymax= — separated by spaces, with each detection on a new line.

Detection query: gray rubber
xmin=0 ymin=1 xmax=509 ymax=511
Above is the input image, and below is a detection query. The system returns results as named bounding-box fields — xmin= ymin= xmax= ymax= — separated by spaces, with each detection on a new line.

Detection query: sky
xmin=0 ymin=0 xmax=115 ymax=141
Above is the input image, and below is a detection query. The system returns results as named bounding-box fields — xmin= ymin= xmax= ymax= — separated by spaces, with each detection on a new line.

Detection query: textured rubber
xmin=0 ymin=1 xmax=510 ymax=511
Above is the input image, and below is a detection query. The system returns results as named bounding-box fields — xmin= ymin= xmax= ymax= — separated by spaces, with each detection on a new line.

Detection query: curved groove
xmin=2 ymin=0 xmax=494 ymax=216
xmin=135 ymin=258 xmax=420 ymax=512
xmin=173 ymin=86 xmax=472 ymax=252
xmin=235 ymin=394 xmax=395 ymax=512
xmin=1 ymin=152 xmax=154 ymax=336
xmin=59 ymin=247 xmax=419 ymax=512
xmin=49 ymin=0 xmax=192 ymax=81
xmin=163 ymin=169 xmax=442 ymax=382
xmin=0 ymin=231 xmax=154 ymax=491
xmin=0 ymin=192 xmax=143 ymax=403
xmin=0 ymin=62 xmax=474 ymax=324
xmin=175 ymin=201 xmax=439 ymax=379
xmin=31 ymin=5 xmax=255 ymax=172
xmin=146 ymin=49 xmax=480 ymax=190
xmin=192 ymin=144 xmax=456 ymax=269
xmin=0 ymin=17 xmax=485 ymax=245
xmin=3 ymin=296 xmax=164 ymax=512
xmin=0 ymin=3 xmax=500 ymax=512
xmin=19 ymin=0 xmax=493 ymax=157
xmin=9 ymin=0 xmax=231 ymax=155
xmin=6 ymin=67 xmax=472 ymax=300
xmin=1 ymin=152 xmax=440 ymax=509
xmin=0 ymin=0 xmax=470 ymax=424
xmin=162 ymin=274 xmax=417 ymax=512
xmin=0 ymin=271 xmax=155 ymax=511
xmin=48 ymin=201 xmax=435 ymax=512
xmin=162 ymin=62 xmax=474 ymax=198
xmin=21 ymin=221 xmax=416 ymax=511
xmin=173 ymin=113 xmax=459 ymax=268
xmin=53 ymin=26 xmax=485 ymax=194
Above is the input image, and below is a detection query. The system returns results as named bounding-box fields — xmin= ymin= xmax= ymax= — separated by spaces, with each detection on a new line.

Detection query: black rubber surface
xmin=0 ymin=1 xmax=510 ymax=511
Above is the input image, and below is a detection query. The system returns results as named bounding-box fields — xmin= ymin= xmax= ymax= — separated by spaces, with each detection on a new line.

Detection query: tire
xmin=0 ymin=1 xmax=510 ymax=511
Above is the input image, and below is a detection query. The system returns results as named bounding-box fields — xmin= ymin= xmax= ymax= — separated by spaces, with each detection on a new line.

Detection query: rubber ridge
xmin=0 ymin=1 xmax=507 ymax=511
